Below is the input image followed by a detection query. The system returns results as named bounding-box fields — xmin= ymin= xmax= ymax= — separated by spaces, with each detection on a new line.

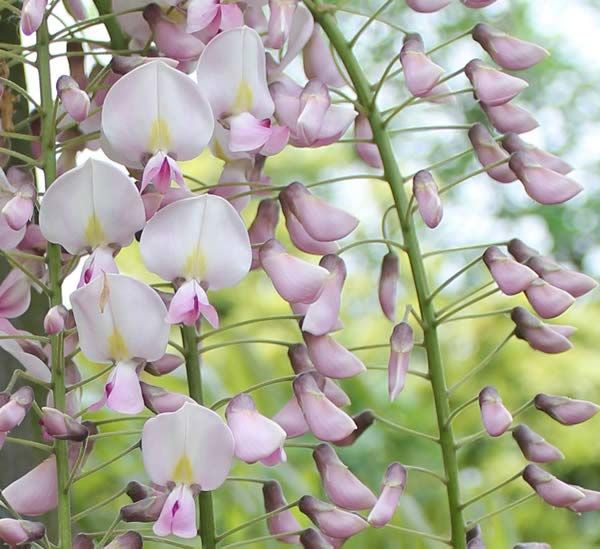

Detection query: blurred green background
xmin=3 ymin=0 xmax=600 ymax=547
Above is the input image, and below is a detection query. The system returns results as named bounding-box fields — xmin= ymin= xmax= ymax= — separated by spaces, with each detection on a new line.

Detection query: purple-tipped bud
xmin=248 ymin=199 xmax=280 ymax=270
xmin=502 ymin=134 xmax=573 ymax=175
xmin=368 ymin=462 xmax=407 ymax=527
xmin=568 ymin=487 xmax=600 ymax=513
xmin=525 ymin=256 xmax=597 ymax=298
xmin=333 ymin=410 xmax=375 ymax=447
xmin=483 ymin=246 xmax=537 ymax=295
xmin=524 ymin=278 xmax=575 ymax=319
xmin=303 ymin=26 xmax=346 ymax=88
xmin=288 ymin=343 xmax=313 ymax=374
xmin=465 ymin=59 xmax=528 ymax=106
xmin=43 ymin=304 xmax=68 ymax=335
xmin=262 ymin=481 xmax=302 ymax=543
xmin=279 ymin=182 xmax=359 ymax=242
xmin=56 ymin=75 xmax=90 ymax=123
xmin=126 ymin=481 xmax=158 ymax=502
xmin=400 ymin=34 xmax=444 ymax=97
xmin=388 ymin=322 xmax=414 ymax=401
xmin=299 ymin=496 xmax=367 ymax=539
xmin=140 ymin=382 xmax=192 ymax=414
xmin=512 ymin=424 xmax=564 ymax=463
xmin=413 ymin=170 xmax=443 ymax=228
xmin=73 ymin=533 xmax=94 ymax=549
xmin=105 ymin=531 xmax=143 ymax=549
xmin=472 ymin=23 xmax=549 ymax=71
xmin=511 ymin=306 xmax=574 ymax=354
xmin=468 ymin=123 xmax=516 ymax=183
xmin=0 ymin=518 xmax=45 ymax=545
xmin=508 ymin=238 xmax=540 ymax=263
xmin=479 ymin=386 xmax=512 ymax=437
xmin=509 ymin=152 xmax=582 ymax=205
xmin=303 ymin=333 xmax=365 ymax=379
xmin=226 ymin=393 xmax=287 ymax=466
xmin=514 ymin=544 xmax=551 ymax=549
xmin=523 ymin=464 xmax=585 ymax=508
xmin=482 ymin=103 xmax=538 ymax=135
xmin=0 ymin=386 xmax=34 ymax=432
xmin=534 ymin=394 xmax=600 ymax=425
xmin=300 ymin=528 xmax=333 ymax=548
xmin=354 ymin=114 xmax=382 ymax=169
xmin=41 ymin=406 xmax=88 ymax=442
xmin=406 ymin=0 xmax=451 ymax=12
xmin=466 ymin=524 xmax=485 ymax=548
xmin=144 ymin=353 xmax=184 ymax=376
xmin=293 ymin=372 xmax=357 ymax=442
xmin=313 ymin=444 xmax=377 ymax=510
xmin=120 ymin=492 xmax=168 ymax=522
xmin=378 ymin=252 xmax=400 ymax=322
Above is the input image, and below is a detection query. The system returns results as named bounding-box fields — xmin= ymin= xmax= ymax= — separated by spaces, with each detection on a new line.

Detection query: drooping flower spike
xmin=101 ymin=60 xmax=214 ymax=192
xmin=70 ymin=273 xmax=169 ymax=414
xmin=140 ymin=194 xmax=252 ymax=327
xmin=141 ymin=402 xmax=234 ymax=538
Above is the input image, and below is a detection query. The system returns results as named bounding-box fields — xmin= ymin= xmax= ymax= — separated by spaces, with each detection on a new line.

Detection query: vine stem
xmin=181 ymin=325 xmax=216 ymax=549
xmin=37 ymin=17 xmax=73 ymax=548
xmin=305 ymin=2 xmax=466 ymax=545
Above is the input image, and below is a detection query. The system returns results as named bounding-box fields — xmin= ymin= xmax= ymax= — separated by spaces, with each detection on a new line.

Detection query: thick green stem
xmin=181 ymin=325 xmax=216 ymax=549
xmin=37 ymin=19 xmax=73 ymax=549
xmin=306 ymin=2 xmax=466 ymax=545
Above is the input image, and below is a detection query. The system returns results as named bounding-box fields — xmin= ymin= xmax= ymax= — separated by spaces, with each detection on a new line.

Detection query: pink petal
xmin=154 ymin=484 xmax=197 ymax=538
xmin=465 ymin=59 xmax=529 ymax=106
xmin=105 ymin=360 xmax=144 ymax=415
xmin=400 ymin=34 xmax=444 ymax=97
xmin=303 ymin=25 xmax=346 ymax=87
xmin=482 ymin=102 xmax=539 ymax=135
xmin=166 ymin=280 xmax=219 ymax=328
xmin=3 ymin=456 xmax=58 ymax=515
xmin=228 ymin=112 xmax=273 ymax=152
xmin=0 ymin=269 xmax=31 ymax=318
xmin=304 ymin=333 xmax=365 ymax=379
xmin=2 ymin=194 xmax=34 ymax=231
xmin=468 ymin=123 xmax=516 ymax=183
xmin=354 ymin=114 xmax=382 ymax=169
xmin=525 ymin=278 xmax=575 ymax=319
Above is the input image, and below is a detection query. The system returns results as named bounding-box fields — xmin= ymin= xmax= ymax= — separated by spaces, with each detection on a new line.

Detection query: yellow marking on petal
xmin=172 ymin=454 xmax=194 ymax=485
xmin=148 ymin=118 xmax=171 ymax=153
xmin=234 ymin=81 xmax=253 ymax=114
xmin=107 ymin=329 xmax=129 ymax=361
xmin=183 ymin=249 xmax=205 ymax=280
xmin=84 ymin=214 xmax=106 ymax=248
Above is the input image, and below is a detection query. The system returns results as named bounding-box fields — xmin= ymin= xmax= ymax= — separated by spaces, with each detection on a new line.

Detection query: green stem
xmin=210 ymin=375 xmax=296 ymax=410
xmin=470 ymin=493 xmax=535 ymax=524
xmin=305 ymin=3 xmax=467 ymax=544
xmin=37 ymin=17 xmax=73 ymax=549
xmin=91 ymin=0 xmax=127 ymax=49
xmin=445 ymin=395 xmax=479 ymax=428
xmin=336 ymin=238 xmax=406 ymax=255
xmin=3 ymin=436 xmax=53 ymax=452
xmin=373 ymin=413 xmax=439 ymax=443
xmin=75 ymin=441 xmax=140 ymax=482
xmin=220 ymin=530 xmax=306 ymax=548
xmin=428 ymin=255 xmax=482 ymax=303
xmin=181 ymin=325 xmax=216 ymax=549
xmin=72 ymin=487 xmax=127 ymax=521
xmin=199 ymin=314 xmax=301 ymax=341
xmin=460 ymin=470 xmax=523 ymax=510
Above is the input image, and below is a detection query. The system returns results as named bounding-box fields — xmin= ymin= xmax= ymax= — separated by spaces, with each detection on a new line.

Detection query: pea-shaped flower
xmin=140 ymin=195 xmax=252 ymax=327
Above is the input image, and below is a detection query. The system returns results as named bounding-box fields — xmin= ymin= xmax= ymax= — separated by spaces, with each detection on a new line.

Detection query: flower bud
xmin=144 ymin=353 xmax=184 ymax=376
xmin=288 ymin=343 xmax=313 ymax=374
xmin=502 ymin=134 xmax=573 ymax=175
xmin=41 ymin=406 xmax=89 ymax=441
xmin=313 ymin=444 xmax=376 ymax=510
xmin=0 ymin=386 xmax=34 ymax=432
xmin=140 ymin=382 xmax=192 ymax=414
xmin=0 ymin=269 xmax=32 ymax=319
xmin=354 ymin=114 xmax=382 ymax=169
xmin=468 ymin=123 xmax=516 ymax=183
xmin=388 ymin=322 xmax=414 ymax=401
xmin=126 ymin=481 xmax=158 ymax=502
xmin=226 ymin=393 xmax=287 ymax=466
xmin=303 ymin=332 xmax=365 ymax=379
xmin=0 ymin=518 xmax=45 ymax=545
xmin=400 ymin=34 xmax=444 ymax=97
xmin=482 ymin=103 xmax=538 ymax=135
xmin=465 ymin=59 xmax=528 ymax=106
xmin=378 ymin=252 xmax=399 ymax=322
xmin=524 ymin=256 xmax=597 ymax=298
xmin=406 ymin=0 xmax=451 ymax=12
xmin=513 ymin=544 xmax=551 ymax=549
xmin=333 ymin=410 xmax=375 ymax=447
xmin=522 ymin=464 xmax=585 ymax=508
xmin=368 ymin=462 xmax=407 ymax=527
xmin=2 ymin=192 xmax=34 ymax=231
xmin=472 ymin=23 xmax=549 ymax=71
xmin=534 ymin=393 xmax=600 ymax=425
xmin=511 ymin=307 xmax=574 ymax=354
xmin=262 ymin=481 xmax=302 ymax=543
xmin=73 ymin=533 xmax=94 ymax=549
xmin=20 ymin=0 xmax=47 ymax=35
xmin=105 ymin=531 xmax=143 ymax=549
xmin=524 ymin=278 xmax=575 ymax=319
xmin=248 ymin=199 xmax=280 ymax=269
xmin=413 ymin=170 xmax=443 ymax=228
xmin=121 ymin=493 xmax=168 ymax=523
xmin=479 ymin=386 xmax=512 ymax=437
xmin=293 ymin=372 xmax=357 ymax=442
xmin=483 ymin=246 xmax=537 ymax=295
xmin=512 ymin=424 xmax=564 ymax=463
xmin=300 ymin=528 xmax=333 ymax=548
xmin=509 ymin=152 xmax=582 ymax=205
xmin=507 ymin=238 xmax=540 ymax=263
xmin=568 ymin=487 xmax=600 ymax=513
xmin=299 ymin=496 xmax=367 ymax=539
xmin=466 ymin=524 xmax=485 ymax=548
xmin=462 ymin=0 xmax=497 ymax=8
xmin=303 ymin=25 xmax=346 ymax=88
xmin=56 ymin=75 xmax=90 ymax=123
xmin=43 ymin=304 xmax=68 ymax=335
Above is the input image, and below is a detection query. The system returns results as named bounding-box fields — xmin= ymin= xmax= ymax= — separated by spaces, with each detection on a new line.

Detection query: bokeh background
xmin=2 ymin=0 xmax=600 ymax=547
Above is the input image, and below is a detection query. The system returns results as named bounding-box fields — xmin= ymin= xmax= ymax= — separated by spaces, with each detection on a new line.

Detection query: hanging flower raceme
xmin=140 ymin=194 xmax=252 ymax=327
xmin=70 ymin=274 xmax=170 ymax=414
xmin=39 ymin=158 xmax=146 ymax=287
xmin=101 ymin=60 xmax=214 ymax=192
xmin=141 ymin=402 xmax=234 ymax=538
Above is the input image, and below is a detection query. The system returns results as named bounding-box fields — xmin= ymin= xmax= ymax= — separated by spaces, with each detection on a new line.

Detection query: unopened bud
xmin=368 ymin=462 xmax=407 ymax=527
xmin=144 ymin=353 xmax=184 ymax=376
xmin=413 ymin=170 xmax=443 ymax=228
xmin=465 ymin=59 xmax=528 ymax=106
xmin=333 ymin=410 xmax=375 ymax=447
xmin=512 ymin=424 xmax=564 ymax=463
xmin=41 ymin=406 xmax=89 ymax=441
xmin=56 ymin=75 xmax=90 ymax=122
xmin=105 ymin=531 xmax=143 ymax=549
xmin=522 ymin=464 xmax=585 ymax=508
xmin=534 ymin=394 xmax=600 ymax=425
xmin=479 ymin=386 xmax=512 ymax=437
xmin=262 ymin=481 xmax=302 ymax=543
xmin=299 ymin=495 xmax=367 ymax=540
xmin=43 ymin=305 xmax=68 ymax=335
xmin=400 ymin=34 xmax=444 ymax=98
xmin=468 ymin=123 xmax=515 ymax=183
xmin=483 ymin=246 xmax=537 ymax=296
xmin=378 ymin=252 xmax=400 ymax=321
xmin=0 ymin=518 xmax=45 ymax=545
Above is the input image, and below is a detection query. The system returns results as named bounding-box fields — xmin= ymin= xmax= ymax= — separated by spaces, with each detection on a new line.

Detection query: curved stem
xmin=460 ymin=470 xmax=523 ymax=510
xmin=305 ymin=3 xmax=467 ymax=544
xmin=373 ymin=413 xmax=439 ymax=443
xmin=199 ymin=315 xmax=301 ymax=341
xmin=210 ymin=375 xmax=296 ymax=410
